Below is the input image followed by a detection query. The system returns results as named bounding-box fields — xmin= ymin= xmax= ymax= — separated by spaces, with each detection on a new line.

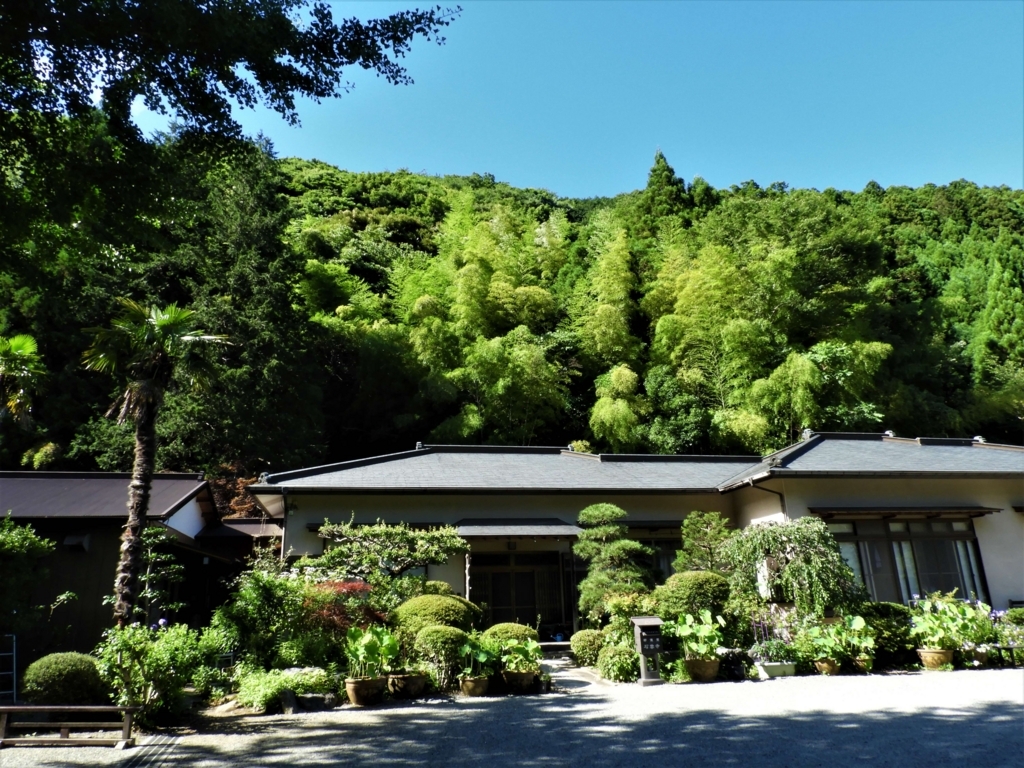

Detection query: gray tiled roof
xmin=258 ymin=447 xmax=759 ymax=492
xmin=783 ymin=438 xmax=1024 ymax=473
xmin=0 ymin=472 xmax=208 ymax=518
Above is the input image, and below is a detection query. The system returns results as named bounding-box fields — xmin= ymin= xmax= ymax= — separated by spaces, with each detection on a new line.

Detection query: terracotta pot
xmin=684 ymin=658 xmax=720 ymax=683
xmin=502 ymin=670 xmax=537 ymax=694
xmin=345 ymin=676 xmax=386 ymax=706
xmin=460 ymin=676 xmax=490 ymax=696
xmin=917 ymin=648 xmax=954 ymax=670
xmin=387 ymin=673 xmax=428 ymax=699
xmin=814 ymin=658 xmax=841 ymax=676
xmin=854 ymin=656 xmax=874 ymax=673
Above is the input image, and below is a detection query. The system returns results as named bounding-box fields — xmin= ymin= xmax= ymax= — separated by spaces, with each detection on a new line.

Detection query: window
xmin=826 ymin=519 xmax=988 ymax=604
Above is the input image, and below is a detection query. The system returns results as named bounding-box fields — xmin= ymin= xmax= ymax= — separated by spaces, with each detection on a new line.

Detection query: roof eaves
xmin=158 ymin=480 xmax=212 ymax=520
xmin=262 ymin=447 xmax=429 ymax=483
xmin=597 ymin=453 xmax=760 ymax=463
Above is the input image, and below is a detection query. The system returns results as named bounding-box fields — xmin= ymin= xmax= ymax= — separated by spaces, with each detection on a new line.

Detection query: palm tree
xmin=84 ymin=299 xmax=225 ymax=626
xmin=0 ymin=334 xmax=44 ymax=427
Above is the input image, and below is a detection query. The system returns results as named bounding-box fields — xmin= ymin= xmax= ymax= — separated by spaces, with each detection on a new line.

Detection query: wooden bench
xmin=0 ymin=705 xmax=140 ymax=748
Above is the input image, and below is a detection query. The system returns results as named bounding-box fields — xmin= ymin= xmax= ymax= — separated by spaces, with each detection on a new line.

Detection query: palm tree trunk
xmin=112 ymin=400 xmax=157 ymax=627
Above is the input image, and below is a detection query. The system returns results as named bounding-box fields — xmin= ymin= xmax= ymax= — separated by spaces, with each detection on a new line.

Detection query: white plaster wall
xmin=164 ymin=497 xmax=205 ymax=539
xmin=427 ymin=557 xmax=469 ymax=597
xmin=778 ymin=477 xmax=1024 ymax=609
xmin=280 ymin=492 xmax=732 ymax=557
xmin=732 ymin=482 xmax=786 ymax=526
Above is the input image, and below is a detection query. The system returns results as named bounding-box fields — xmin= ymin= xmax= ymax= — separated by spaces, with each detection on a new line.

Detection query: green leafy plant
xmin=93 ymin=623 xmax=214 ymax=724
xmin=859 ymin=602 xmax=915 ymax=669
xmin=1004 ymin=608 xmax=1024 ymax=626
xmin=459 ymin=636 xmax=497 ymax=678
xmin=22 ymin=653 xmax=107 ymax=705
xmin=799 ymin=623 xmax=848 ymax=662
xmin=910 ymin=592 xmax=978 ymax=651
xmin=570 ymin=629 xmax=605 ymax=667
xmin=748 ymin=639 xmax=797 ymax=663
xmin=596 ymin=645 xmax=639 ymax=682
xmin=235 ymin=667 xmax=336 ymax=712
xmin=344 ymin=625 xmax=399 ymax=679
xmin=724 ymin=517 xmax=865 ymax=616
xmin=500 ymin=638 xmax=543 ymax=674
xmin=664 ymin=609 xmax=726 ymax=660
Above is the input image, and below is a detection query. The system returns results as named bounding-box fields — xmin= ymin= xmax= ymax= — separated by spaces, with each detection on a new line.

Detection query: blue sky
xmin=136 ymin=1 xmax=1024 ymax=198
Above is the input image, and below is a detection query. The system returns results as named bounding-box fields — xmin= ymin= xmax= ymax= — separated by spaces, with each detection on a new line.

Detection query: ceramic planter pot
xmin=460 ymin=676 xmax=490 ymax=696
xmin=917 ymin=648 xmax=954 ymax=670
xmin=387 ymin=673 xmax=428 ymax=699
xmin=684 ymin=658 xmax=720 ymax=683
xmin=345 ymin=676 xmax=387 ymax=706
xmin=814 ymin=658 xmax=841 ymax=676
xmin=755 ymin=661 xmax=797 ymax=680
xmin=854 ymin=656 xmax=873 ymax=673
xmin=502 ymin=670 xmax=537 ymax=694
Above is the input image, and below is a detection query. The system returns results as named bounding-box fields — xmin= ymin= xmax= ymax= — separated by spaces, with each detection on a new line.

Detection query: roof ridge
xmin=598 ymin=454 xmax=760 ymax=463
xmin=0 ymin=471 xmax=204 ymax=480
xmin=263 ymin=448 xmax=427 ymax=483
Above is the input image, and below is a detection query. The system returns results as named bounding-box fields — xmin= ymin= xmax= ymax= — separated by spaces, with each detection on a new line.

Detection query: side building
xmin=248 ymin=432 xmax=1024 ymax=637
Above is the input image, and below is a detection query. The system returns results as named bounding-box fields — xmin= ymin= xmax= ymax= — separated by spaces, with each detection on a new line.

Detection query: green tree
xmin=83 ymin=300 xmax=225 ymax=626
xmin=0 ymin=334 xmax=44 ymax=426
xmin=589 ymin=364 xmax=647 ymax=452
xmin=672 ymin=510 xmax=735 ymax=573
xmin=0 ymin=516 xmax=55 ymax=634
xmin=573 ymin=503 xmax=653 ymax=622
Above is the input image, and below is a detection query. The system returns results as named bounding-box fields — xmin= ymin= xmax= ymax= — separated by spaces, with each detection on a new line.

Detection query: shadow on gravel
xmin=11 ymin=684 xmax=1022 ymax=768
xmin=149 ymin=693 xmax=1021 ymax=767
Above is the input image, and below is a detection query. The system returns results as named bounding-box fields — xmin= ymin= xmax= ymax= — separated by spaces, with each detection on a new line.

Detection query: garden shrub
xmin=0 ymin=517 xmax=54 ymax=634
xmin=423 ymin=580 xmax=454 ymax=595
xmin=574 ymin=504 xmax=654 ymax=621
xmin=859 ymin=602 xmax=915 ymax=669
xmin=482 ymin=623 xmax=539 ymax=646
xmin=414 ymin=625 xmax=469 ymax=690
xmin=653 ymin=571 xmax=731 ymax=620
xmin=597 ymin=645 xmax=639 ymax=683
xmin=1003 ymin=608 xmax=1024 ymax=626
xmin=94 ymin=623 xmax=211 ymax=725
xmin=570 ymin=630 xmax=604 ymax=667
xmin=22 ymin=653 xmax=107 ymax=705
xmin=235 ymin=667 xmax=335 ymax=712
xmin=392 ymin=594 xmax=481 ymax=637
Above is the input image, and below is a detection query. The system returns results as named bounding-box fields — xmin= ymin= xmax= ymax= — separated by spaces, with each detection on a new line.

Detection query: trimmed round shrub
xmin=414 ymin=625 xmax=469 ymax=691
xmin=652 ymin=571 xmax=730 ymax=620
xmin=22 ymin=653 xmax=107 ymax=705
xmin=859 ymin=601 xmax=915 ymax=670
xmin=392 ymin=594 xmax=481 ymax=638
xmin=1004 ymin=608 xmax=1024 ymax=626
xmin=570 ymin=629 xmax=604 ymax=667
xmin=423 ymin=580 xmax=454 ymax=596
xmin=597 ymin=645 xmax=639 ymax=683
xmin=482 ymin=623 xmax=539 ymax=646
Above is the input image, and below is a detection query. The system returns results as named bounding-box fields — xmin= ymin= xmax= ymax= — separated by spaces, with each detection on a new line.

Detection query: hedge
xmin=570 ymin=630 xmax=604 ymax=667
xmin=481 ymin=623 xmax=539 ymax=646
xmin=414 ymin=625 xmax=469 ymax=690
xmin=597 ymin=645 xmax=639 ymax=683
xmin=22 ymin=653 xmax=107 ymax=705
xmin=391 ymin=594 xmax=482 ymax=638
xmin=652 ymin=570 xmax=730 ymax=620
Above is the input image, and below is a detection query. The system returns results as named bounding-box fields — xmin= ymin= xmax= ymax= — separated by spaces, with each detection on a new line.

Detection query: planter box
xmin=755 ymin=661 xmax=797 ymax=680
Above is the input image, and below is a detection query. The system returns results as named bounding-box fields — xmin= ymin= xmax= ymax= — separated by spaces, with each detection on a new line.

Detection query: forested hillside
xmin=2 ymin=126 xmax=1022 ymax=482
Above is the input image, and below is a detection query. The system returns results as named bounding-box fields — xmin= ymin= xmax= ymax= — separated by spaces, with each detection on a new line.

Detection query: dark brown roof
xmin=0 ymin=472 xmax=209 ymax=519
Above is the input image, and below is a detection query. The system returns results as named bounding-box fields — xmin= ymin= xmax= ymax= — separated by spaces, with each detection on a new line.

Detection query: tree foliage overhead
xmin=2 ymin=138 xmax=1023 ymax=487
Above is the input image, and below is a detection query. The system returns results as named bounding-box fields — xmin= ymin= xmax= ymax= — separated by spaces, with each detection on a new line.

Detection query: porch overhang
xmin=808 ymin=506 xmax=1001 ymax=520
xmin=456 ymin=518 xmax=581 ymax=538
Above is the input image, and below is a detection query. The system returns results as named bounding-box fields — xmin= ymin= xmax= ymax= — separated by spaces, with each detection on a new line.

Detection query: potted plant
xmin=802 ymin=623 xmax=846 ymax=675
xmin=749 ymin=639 xmax=798 ymax=679
xmin=669 ymin=609 xmax=726 ymax=683
xmin=842 ymin=615 xmax=876 ymax=673
xmin=910 ymin=592 xmax=971 ymax=670
xmin=387 ymin=660 xmax=430 ymax=699
xmin=344 ymin=625 xmax=395 ymax=706
xmin=500 ymin=638 xmax=544 ymax=693
xmin=459 ymin=637 xmax=497 ymax=696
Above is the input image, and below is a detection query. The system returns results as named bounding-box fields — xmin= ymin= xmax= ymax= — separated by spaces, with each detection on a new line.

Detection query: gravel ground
xmin=2 ymin=665 xmax=1022 ymax=768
